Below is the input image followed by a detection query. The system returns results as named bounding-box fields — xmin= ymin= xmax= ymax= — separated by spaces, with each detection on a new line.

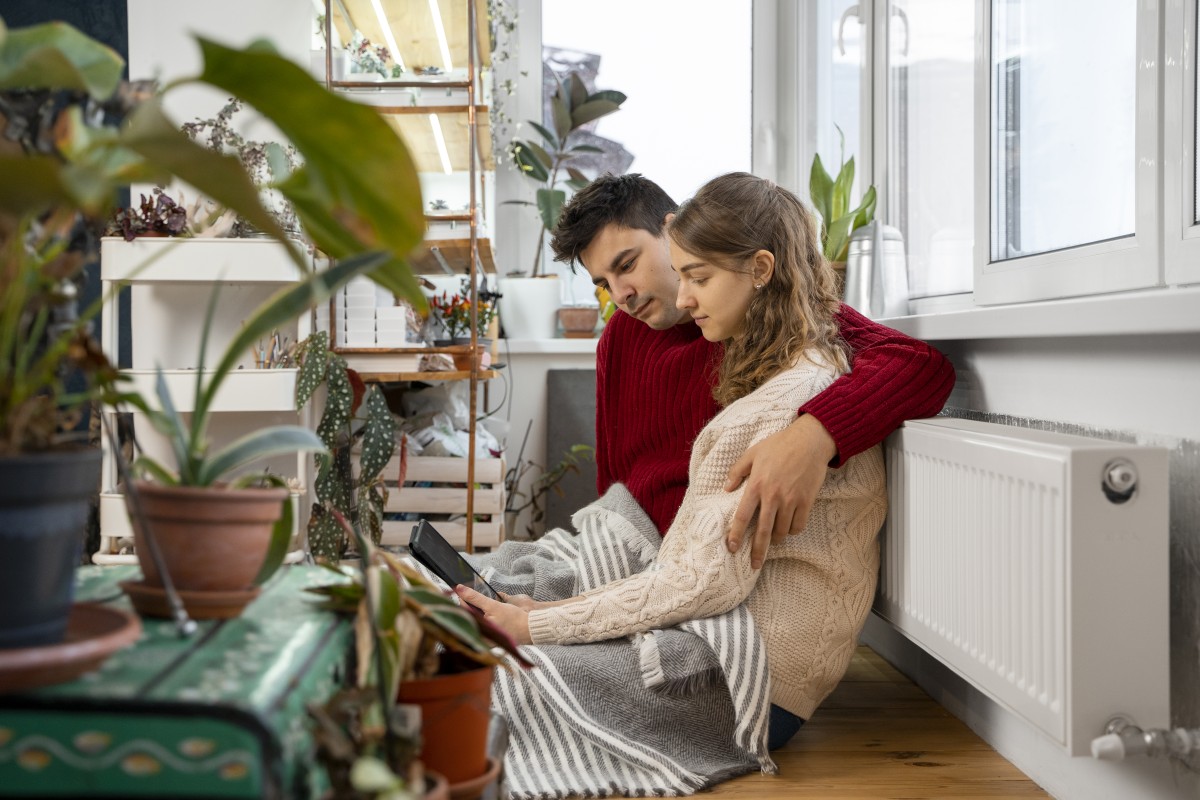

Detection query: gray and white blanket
xmin=466 ymin=484 xmax=776 ymax=799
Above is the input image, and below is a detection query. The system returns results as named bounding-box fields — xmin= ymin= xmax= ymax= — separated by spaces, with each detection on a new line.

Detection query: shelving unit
xmin=322 ymin=0 xmax=501 ymax=551
xmin=94 ymin=238 xmax=313 ymax=564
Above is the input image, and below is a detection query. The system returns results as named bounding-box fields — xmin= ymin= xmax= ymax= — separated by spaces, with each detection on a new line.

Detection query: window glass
xmin=814 ymin=0 xmax=866 ymax=199
xmin=886 ymin=0 xmax=975 ymax=298
xmin=990 ymin=0 xmax=1136 ymax=261
xmin=1195 ymin=4 xmax=1199 ymax=225
xmin=541 ymin=0 xmax=752 ymax=204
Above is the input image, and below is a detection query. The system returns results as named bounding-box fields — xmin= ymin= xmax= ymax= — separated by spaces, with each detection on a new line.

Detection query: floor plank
xmin=702 ymin=646 xmax=1050 ymax=799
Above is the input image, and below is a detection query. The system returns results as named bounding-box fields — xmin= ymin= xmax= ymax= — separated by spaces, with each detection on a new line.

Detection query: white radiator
xmin=875 ymin=418 xmax=1169 ymax=756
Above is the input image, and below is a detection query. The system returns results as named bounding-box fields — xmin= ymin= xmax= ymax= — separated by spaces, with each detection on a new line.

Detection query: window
xmin=541 ymin=0 xmax=752 ymax=204
xmin=886 ymin=0 xmax=975 ymax=300
xmin=1164 ymin=0 xmax=1200 ymax=285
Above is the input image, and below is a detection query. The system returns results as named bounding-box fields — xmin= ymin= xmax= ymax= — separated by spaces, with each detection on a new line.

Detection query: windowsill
xmin=879 ymin=285 xmax=1200 ymax=340
xmin=499 ymin=337 xmax=601 ymax=355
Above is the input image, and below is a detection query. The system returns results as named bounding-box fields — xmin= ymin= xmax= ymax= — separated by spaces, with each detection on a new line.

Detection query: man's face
xmin=578 ymin=220 xmax=691 ymax=330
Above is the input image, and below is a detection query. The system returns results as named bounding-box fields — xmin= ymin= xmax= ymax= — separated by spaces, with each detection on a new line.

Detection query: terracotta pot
xmin=130 ymin=481 xmax=288 ymax=592
xmin=450 ymin=337 xmax=491 ymax=371
xmin=448 ymin=755 xmax=501 ymax=800
xmin=557 ymin=306 xmax=599 ymax=338
xmin=424 ymin=770 xmax=450 ymax=800
xmin=398 ymin=665 xmax=495 ymax=785
xmin=0 ymin=449 xmax=101 ymax=648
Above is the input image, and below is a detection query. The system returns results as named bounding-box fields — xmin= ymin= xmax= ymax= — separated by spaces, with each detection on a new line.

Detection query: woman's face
xmin=670 ymin=239 xmax=756 ymax=342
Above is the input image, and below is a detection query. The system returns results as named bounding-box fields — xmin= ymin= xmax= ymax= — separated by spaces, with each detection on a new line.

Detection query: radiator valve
xmin=1091 ymin=715 xmax=1200 ymax=761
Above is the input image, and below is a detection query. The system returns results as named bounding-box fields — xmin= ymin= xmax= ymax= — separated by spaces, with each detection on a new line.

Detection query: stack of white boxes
xmin=315 ymin=278 xmax=416 ymax=347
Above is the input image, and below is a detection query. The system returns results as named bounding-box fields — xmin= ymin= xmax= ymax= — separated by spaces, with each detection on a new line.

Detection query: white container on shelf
xmin=345 ymin=319 xmax=375 ymax=333
xmin=100 ymin=237 xmax=306 ymax=283
xmin=344 ymin=295 xmax=376 ymax=309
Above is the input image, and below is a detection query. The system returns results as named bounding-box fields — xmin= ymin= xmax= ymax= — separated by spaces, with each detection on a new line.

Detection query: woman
xmin=460 ymin=171 xmax=887 ymax=753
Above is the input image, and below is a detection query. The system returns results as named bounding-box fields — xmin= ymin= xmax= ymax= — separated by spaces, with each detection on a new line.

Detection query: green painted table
xmin=0 ymin=565 xmax=353 ymax=798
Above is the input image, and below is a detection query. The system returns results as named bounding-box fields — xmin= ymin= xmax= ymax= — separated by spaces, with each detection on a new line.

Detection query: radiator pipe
xmin=1091 ymin=715 xmax=1200 ymax=761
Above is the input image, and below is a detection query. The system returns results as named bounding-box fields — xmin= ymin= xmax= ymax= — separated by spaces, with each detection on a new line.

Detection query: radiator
xmin=874 ymin=418 xmax=1169 ymax=756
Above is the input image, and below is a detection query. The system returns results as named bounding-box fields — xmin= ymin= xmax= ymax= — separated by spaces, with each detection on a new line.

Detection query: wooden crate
xmin=379 ymin=455 xmax=505 ymax=550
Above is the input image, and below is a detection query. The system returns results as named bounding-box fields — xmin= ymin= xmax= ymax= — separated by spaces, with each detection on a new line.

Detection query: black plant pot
xmin=0 ymin=449 xmax=101 ymax=649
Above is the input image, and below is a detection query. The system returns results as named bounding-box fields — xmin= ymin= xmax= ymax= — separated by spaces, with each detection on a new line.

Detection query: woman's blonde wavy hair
xmin=668 ymin=172 xmax=847 ymax=407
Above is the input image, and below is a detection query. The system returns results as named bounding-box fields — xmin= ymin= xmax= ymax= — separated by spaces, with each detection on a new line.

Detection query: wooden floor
xmin=706 ymin=646 xmax=1049 ymax=799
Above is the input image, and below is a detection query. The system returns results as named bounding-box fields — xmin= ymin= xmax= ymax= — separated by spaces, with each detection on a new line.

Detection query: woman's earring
xmin=754 ymin=283 xmax=763 ymax=290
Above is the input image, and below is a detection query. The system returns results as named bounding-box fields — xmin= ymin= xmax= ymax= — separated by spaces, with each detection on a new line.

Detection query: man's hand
xmin=455 ymin=585 xmax=532 ymax=644
xmin=724 ymin=413 xmax=837 ymax=569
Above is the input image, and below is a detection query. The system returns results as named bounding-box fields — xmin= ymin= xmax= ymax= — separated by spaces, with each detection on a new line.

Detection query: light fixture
xmin=369 ymin=0 xmax=405 ymax=72
xmin=429 ymin=114 xmax=454 ymax=175
xmin=428 ymin=0 xmax=454 ymax=72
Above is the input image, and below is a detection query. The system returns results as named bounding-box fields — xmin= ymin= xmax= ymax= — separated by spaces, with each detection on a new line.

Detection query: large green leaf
xmin=253 ymin=489 xmax=294 ymax=586
xmin=567 ymin=73 xmax=588 ymax=111
xmin=536 ymin=188 xmax=566 ymax=233
xmin=120 ymin=99 xmax=297 ymax=258
xmin=296 ymin=331 xmax=331 ymax=407
xmin=152 ymin=368 xmax=193 ymax=484
xmin=192 ymin=37 xmax=424 ymax=297
xmin=586 ymin=90 xmax=627 ymax=106
xmin=551 ymin=90 xmax=572 ymax=143
xmin=528 ymin=121 xmax=559 ymax=149
xmin=512 ymin=141 xmax=550 ymax=183
xmin=202 ymin=251 xmax=388 ymax=416
xmin=199 ymin=425 xmax=326 ymax=486
xmin=570 ymin=100 xmax=621 ymax=129
xmin=0 ymin=20 xmax=123 ymax=99
xmin=824 ymin=213 xmax=857 ymax=263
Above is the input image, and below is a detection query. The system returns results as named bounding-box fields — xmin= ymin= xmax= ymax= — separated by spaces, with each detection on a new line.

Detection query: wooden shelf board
xmin=410 ymin=237 xmax=496 ymax=274
xmin=356 ymin=370 xmax=497 ymax=382
xmin=384 ymin=110 xmax=493 ymax=173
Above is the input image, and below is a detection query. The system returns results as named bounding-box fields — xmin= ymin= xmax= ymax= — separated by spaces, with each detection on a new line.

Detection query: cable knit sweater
xmin=529 ymin=354 xmax=888 ymax=720
xmin=596 ymin=303 xmax=954 ymax=534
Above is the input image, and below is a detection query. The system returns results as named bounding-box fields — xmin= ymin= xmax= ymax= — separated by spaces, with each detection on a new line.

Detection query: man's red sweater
xmin=595 ymin=304 xmax=956 ymax=534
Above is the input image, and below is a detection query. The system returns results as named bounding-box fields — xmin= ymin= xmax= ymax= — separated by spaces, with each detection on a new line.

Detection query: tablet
xmin=409 ymin=519 xmax=501 ymax=601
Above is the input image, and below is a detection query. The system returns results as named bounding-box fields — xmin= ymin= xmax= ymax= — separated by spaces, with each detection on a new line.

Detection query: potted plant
xmin=499 ymin=73 xmax=626 ymax=339
xmin=809 ymin=127 xmax=877 ymax=279
xmin=0 ymin=18 xmax=426 ymax=629
xmin=308 ymin=515 xmax=529 ymax=798
xmin=293 ymin=330 xmax=397 ymax=564
xmin=427 ymin=277 xmax=499 ymax=369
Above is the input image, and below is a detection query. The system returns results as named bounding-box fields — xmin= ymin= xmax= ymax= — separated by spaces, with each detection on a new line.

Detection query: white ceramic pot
xmin=497 ymin=276 xmax=561 ymax=340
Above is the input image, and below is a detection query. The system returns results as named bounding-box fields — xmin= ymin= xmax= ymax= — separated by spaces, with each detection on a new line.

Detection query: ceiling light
xmin=428 ymin=0 xmax=454 ymax=72
xmin=429 ymin=114 xmax=453 ymax=175
xmin=370 ymin=0 xmax=405 ymax=72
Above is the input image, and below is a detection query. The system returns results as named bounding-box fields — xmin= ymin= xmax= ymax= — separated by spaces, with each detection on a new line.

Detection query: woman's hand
xmin=500 ymin=593 xmax=541 ymax=611
xmin=456 ymin=585 xmax=532 ymax=644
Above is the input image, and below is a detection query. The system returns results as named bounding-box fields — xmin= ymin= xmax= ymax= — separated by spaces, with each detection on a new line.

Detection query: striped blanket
xmin=467 ymin=484 xmax=776 ymax=799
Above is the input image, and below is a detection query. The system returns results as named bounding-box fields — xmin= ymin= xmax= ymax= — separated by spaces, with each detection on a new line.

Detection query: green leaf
xmin=567 ymin=144 xmax=603 ymax=154
xmin=131 ymin=455 xmax=178 ymax=486
xmin=357 ymin=387 xmax=396 ymax=484
xmin=120 ymin=99 xmax=298 ymax=259
xmin=350 ymin=756 xmax=402 ymax=792
xmin=511 ymin=141 xmax=550 ymax=183
xmin=192 ymin=37 xmax=424 ymax=302
xmin=824 ymin=213 xmax=857 ymax=263
xmin=528 ymin=121 xmax=559 ymax=149
xmin=201 ymin=251 xmax=388 ymax=417
xmin=0 ymin=20 xmax=123 ymax=99
xmin=551 ymin=91 xmax=572 ymax=143
xmin=569 ymin=100 xmax=621 ymax=130
xmin=253 ymin=493 xmax=294 ymax=585
xmin=296 ymin=331 xmax=330 ymax=407
xmin=831 ymin=155 xmax=855 ymax=222
xmin=307 ymin=504 xmax=345 ymax=562
xmin=536 ymin=188 xmax=566 ymax=233
xmin=152 ymin=367 xmax=194 ymax=484
xmin=522 ymin=141 xmax=553 ymax=173
xmin=199 ymin=425 xmax=326 ymax=486
xmin=565 ymin=167 xmax=589 ymax=186
xmin=567 ymin=73 xmax=587 ymax=111
xmin=809 ymin=153 xmax=834 ymax=229
xmin=585 ymin=90 xmax=626 ymax=106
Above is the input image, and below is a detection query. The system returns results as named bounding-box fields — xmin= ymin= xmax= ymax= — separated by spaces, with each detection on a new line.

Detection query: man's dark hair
xmin=550 ymin=173 xmax=677 ymax=270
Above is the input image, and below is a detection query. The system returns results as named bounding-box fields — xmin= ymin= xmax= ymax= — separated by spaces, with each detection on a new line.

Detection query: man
xmin=549 ymin=173 xmax=955 ymax=568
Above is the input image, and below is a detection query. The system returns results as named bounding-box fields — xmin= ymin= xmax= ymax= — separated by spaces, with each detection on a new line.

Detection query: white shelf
xmin=120 ymin=368 xmax=299 ymax=413
xmin=100 ymin=237 xmax=308 ymax=283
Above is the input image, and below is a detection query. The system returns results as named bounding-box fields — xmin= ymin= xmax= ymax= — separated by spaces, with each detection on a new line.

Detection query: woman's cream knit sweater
xmin=526 ymin=355 xmax=887 ymax=719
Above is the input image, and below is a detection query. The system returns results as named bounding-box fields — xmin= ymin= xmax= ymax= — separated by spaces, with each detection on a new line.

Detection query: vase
xmin=449 ymin=337 xmax=492 ymax=370
xmin=0 ymin=449 xmax=101 ymax=648
xmin=497 ymin=275 xmax=561 ymax=340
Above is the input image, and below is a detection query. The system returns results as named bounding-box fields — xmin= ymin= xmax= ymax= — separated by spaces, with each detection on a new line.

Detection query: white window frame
xmin=971 ymin=0 xmax=1163 ymax=306
xmin=1164 ymin=0 xmax=1200 ymax=285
